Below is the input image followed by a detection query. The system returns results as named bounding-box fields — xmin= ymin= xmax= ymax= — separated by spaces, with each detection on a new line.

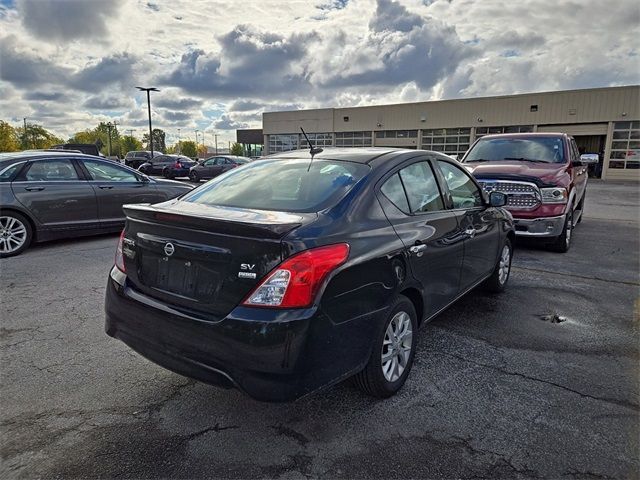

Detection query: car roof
xmin=0 ymin=150 xmax=107 ymax=164
xmin=265 ymin=147 xmax=414 ymax=164
xmin=477 ymin=132 xmax=568 ymax=140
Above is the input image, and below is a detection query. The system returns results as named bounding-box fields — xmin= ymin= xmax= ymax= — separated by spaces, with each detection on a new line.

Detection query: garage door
xmin=537 ymin=123 xmax=608 ymax=135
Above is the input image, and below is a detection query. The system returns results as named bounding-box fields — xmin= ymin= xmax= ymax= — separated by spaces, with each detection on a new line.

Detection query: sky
xmin=0 ymin=0 xmax=638 ymax=146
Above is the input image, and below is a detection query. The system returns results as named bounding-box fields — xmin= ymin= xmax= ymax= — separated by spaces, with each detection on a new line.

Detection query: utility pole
xmin=23 ymin=117 xmax=27 ymax=149
xmin=128 ymin=129 xmax=135 ymax=138
xmin=177 ymin=128 xmax=181 ymax=154
xmin=136 ymin=87 xmax=159 ymax=157
xmin=106 ymin=121 xmax=119 ymax=157
xmin=214 ymin=134 xmax=218 ymax=155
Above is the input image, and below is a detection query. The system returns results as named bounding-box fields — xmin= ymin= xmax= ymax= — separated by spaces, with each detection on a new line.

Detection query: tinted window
xmin=182 ymin=159 xmax=369 ymax=213
xmin=398 ymin=162 xmax=444 ymax=213
xmin=24 ymin=160 xmax=78 ymax=181
xmin=204 ymin=159 xmax=215 ymax=166
xmin=83 ymin=160 xmax=138 ymax=182
xmin=437 ymin=160 xmax=483 ymax=209
xmin=464 ymin=137 xmax=565 ymax=163
xmin=0 ymin=162 xmax=24 ymax=182
xmin=380 ymin=173 xmax=410 ymax=213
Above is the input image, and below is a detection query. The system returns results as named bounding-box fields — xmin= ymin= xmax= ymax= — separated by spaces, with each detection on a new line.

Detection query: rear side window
xmin=398 ymin=162 xmax=444 ymax=213
xmin=0 ymin=162 xmax=24 ymax=182
xmin=380 ymin=174 xmax=410 ymax=212
xmin=182 ymin=159 xmax=370 ymax=213
xmin=24 ymin=160 xmax=78 ymax=181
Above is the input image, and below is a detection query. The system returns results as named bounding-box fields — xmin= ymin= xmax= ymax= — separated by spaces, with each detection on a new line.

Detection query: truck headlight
xmin=540 ymin=187 xmax=568 ymax=204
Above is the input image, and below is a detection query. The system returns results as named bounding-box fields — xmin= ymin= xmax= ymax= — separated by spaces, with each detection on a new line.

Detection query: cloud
xmin=83 ymin=95 xmax=133 ymax=110
xmin=23 ymin=91 xmax=66 ymax=101
xmin=18 ymin=0 xmax=123 ymax=41
xmin=228 ymin=100 xmax=263 ymax=112
xmin=314 ymin=0 xmax=471 ymax=91
xmin=155 ymin=96 xmax=203 ymax=110
xmin=160 ymin=109 xmax=193 ymax=122
xmin=213 ymin=114 xmax=249 ymax=130
xmin=160 ymin=25 xmax=316 ymax=98
xmin=70 ymin=53 xmax=137 ymax=92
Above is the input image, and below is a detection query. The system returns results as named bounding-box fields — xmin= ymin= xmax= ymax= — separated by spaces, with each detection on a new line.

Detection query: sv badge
xmin=238 ymin=263 xmax=257 ymax=279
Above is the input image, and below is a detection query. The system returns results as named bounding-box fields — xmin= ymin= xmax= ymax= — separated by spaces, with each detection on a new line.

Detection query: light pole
xmin=214 ymin=134 xmax=218 ymax=155
xmin=136 ymin=86 xmax=159 ymax=157
xmin=177 ymin=128 xmax=181 ymax=154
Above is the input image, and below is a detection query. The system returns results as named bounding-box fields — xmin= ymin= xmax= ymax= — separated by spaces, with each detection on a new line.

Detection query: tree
xmin=16 ymin=124 xmax=64 ymax=149
xmin=197 ymin=143 xmax=208 ymax=158
xmin=179 ymin=140 xmax=197 ymax=158
xmin=121 ymin=135 xmax=143 ymax=154
xmin=230 ymin=142 xmax=244 ymax=156
xmin=0 ymin=121 xmax=19 ymax=152
xmin=142 ymin=128 xmax=166 ymax=154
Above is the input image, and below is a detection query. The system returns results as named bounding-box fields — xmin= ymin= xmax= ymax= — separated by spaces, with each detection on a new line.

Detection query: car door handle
xmin=409 ymin=244 xmax=427 ymax=256
xmin=24 ymin=186 xmax=45 ymax=191
xmin=98 ymin=185 xmax=114 ymax=190
xmin=465 ymin=227 xmax=476 ymax=238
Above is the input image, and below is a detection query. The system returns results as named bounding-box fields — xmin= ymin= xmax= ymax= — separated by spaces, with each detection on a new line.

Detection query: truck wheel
xmin=549 ymin=209 xmax=573 ymax=253
xmin=483 ymin=238 xmax=512 ymax=293
xmin=353 ymin=295 xmax=417 ymax=398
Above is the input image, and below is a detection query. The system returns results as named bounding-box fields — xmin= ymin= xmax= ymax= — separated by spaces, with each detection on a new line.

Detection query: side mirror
xmin=139 ymin=174 xmax=151 ymax=183
xmin=489 ymin=191 xmax=508 ymax=207
xmin=580 ymin=153 xmax=599 ymax=165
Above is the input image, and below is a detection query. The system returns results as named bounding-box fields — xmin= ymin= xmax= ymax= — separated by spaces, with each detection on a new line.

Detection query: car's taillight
xmin=115 ymin=230 xmax=126 ymax=273
xmin=242 ymin=243 xmax=350 ymax=308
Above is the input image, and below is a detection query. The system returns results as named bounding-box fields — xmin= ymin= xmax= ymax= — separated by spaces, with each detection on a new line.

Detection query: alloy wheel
xmin=498 ymin=244 xmax=511 ymax=285
xmin=0 ymin=216 xmax=28 ymax=255
xmin=381 ymin=311 xmax=413 ymax=382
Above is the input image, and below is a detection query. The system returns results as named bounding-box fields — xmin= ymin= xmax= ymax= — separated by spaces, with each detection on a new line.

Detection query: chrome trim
xmin=477 ymin=179 xmax=541 ymax=211
xmin=513 ymin=215 xmax=566 ymax=237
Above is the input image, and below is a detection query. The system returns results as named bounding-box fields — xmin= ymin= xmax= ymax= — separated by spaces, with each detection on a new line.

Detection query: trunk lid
xmin=122 ymin=200 xmax=316 ymax=318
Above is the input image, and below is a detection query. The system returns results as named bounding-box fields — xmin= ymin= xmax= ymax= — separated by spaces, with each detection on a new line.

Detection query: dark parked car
xmin=138 ymin=154 xmax=194 ymax=177
xmin=124 ymin=151 xmax=155 ymax=169
xmin=188 ymin=155 xmax=251 ymax=181
xmin=0 ymin=151 xmax=193 ymax=257
xmin=105 ymin=148 xmax=514 ymax=401
xmin=50 ymin=143 xmax=102 ymax=157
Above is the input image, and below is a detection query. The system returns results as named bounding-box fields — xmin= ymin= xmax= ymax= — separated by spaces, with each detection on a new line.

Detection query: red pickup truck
xmin=461 ymin=133 xmax=598 ymax=252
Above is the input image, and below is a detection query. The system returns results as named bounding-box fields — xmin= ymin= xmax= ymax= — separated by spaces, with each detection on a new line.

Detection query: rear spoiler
xmin=123 ymin=202 xmax=315 ymax=240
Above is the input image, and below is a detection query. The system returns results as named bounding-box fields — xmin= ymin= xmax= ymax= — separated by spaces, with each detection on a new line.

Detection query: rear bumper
xmin=105 ymin=268 xmax=382 ymax=402
xmin=513 ymin=214 xmax=566 ymax=237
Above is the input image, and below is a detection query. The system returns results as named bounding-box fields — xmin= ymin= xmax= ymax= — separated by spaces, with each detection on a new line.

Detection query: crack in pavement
xmin=512 ymin=266 xmax=640 ymax=287
xmin=427 ymin=350 xmax=640 ymax=411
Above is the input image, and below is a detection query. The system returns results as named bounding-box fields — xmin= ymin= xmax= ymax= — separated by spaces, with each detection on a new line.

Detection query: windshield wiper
xmin=503 ymin=157 xmax=549 ymax=163
xmin=464 ymin=159 xmax=491 ymax=163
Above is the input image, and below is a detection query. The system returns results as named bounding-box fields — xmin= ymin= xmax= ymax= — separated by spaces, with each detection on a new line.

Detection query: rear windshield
xmin=182 ymin=159 xmax=370 ymax=213
xmin=464 ymin=137 xmax=565 ymax=163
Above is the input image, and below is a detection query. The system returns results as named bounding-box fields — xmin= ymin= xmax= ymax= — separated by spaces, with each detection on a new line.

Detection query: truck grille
xmin=477 ymin=180 xmax=541 ymax=210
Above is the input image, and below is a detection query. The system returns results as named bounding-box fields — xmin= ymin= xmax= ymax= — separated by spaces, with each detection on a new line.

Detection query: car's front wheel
xmin=354 ymin=295 xmax=417 ymax=398
xmin=189 ymin=171 xmax=200 ymax=182
xmin=0 ymin=212 xmax=33 ymax=258
xmin=162 ymin=168 xmax=174 ymax=179
xmin=483 ymin=238 xmax=512 ymax=292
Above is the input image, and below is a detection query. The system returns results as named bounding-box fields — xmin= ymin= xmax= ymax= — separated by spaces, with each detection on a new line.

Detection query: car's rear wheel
xmin=189 ymin=171 xmax=200 ymax=182
xmin=163 ymin=168 xmax=174 ymax=179
xmin=549 ymin=209 xmax=573 ymax=253
xmin=0 ymin=212 xmax=33 ymax=258
xmin=483 ymin=238 xmax=512 ymax=292
xmin=354 ymin=295 xmax=417 ymax=398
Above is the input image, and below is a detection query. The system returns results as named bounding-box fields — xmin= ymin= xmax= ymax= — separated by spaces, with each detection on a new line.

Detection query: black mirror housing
xmin=489 ymin=191 xmax=508 ymax=207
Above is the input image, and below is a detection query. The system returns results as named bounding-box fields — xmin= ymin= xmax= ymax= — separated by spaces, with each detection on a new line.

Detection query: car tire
xmin=0 ymin=211 xmax=33 ymax=258
xmin=549 ymin=209 xmax=573 ymax=253
xmin=483 ymin=238 xmax=513 ymax=293
xmin=353 ymin=295 xmax=417 ymax=398
xmin=163 ymin=168 xmax=174 ymax=179
xmin=189 ymin=171 xmax=200 ymax=182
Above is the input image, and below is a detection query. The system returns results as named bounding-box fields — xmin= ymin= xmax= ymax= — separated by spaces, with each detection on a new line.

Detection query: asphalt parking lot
xmin=1 ymin=181 xmax=638 ymax=479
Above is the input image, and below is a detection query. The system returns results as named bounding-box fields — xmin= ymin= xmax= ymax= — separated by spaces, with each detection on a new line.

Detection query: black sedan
xmin=0 ymin=151 xmax=193 ymax=257
xmin=105 ymin=148 xmax=514 ymax=401
xmin=138 ymin=154 xmax=195 ymax=178
xmin=188 ymin=155 xmax=251 ymax=181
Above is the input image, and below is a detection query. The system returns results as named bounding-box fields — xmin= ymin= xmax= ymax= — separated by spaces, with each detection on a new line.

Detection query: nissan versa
xmin=105 ymin=148 xmax=515 ymax=401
